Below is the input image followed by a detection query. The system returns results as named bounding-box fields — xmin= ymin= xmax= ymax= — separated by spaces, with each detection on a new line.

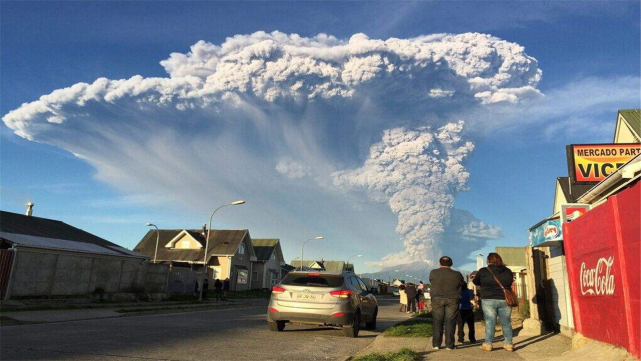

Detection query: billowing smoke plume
xmin=332 ymin=122 xmax=474 ymax=268
xmin=3 ymin=31 xmax=542 ymax=269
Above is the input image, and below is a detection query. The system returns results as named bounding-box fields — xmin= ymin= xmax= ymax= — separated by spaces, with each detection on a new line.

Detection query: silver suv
xmin=266 ymin=271 xmax=378 ymax=337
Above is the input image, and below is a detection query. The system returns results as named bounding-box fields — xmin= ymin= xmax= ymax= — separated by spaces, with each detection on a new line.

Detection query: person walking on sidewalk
xmin=405 ymin=283 xmax=417 ymax=313
xmin=456 ymin=282 xmax=476 ymax=344
xmin=202 ymin=278 xmax=209 ymax=300
xmin=213 ymin=278 xmax=223 ymax=301
xmin=472 ymin=252 xmax=514 ymax=352
xmin=399 ymin=284 xmax=408 ymax=312
xmin=417 ymin=288 xmax=425 ymax=313
xmin=223 ymin=278 xmax=231 ymax=300
xmin=429 ymin=256 xmax=465 ymax=350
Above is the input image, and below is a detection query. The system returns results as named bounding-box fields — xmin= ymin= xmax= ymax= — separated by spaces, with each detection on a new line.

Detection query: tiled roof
xmin=557 ymin=177 xmax=594 ymax=203
xmin=252 ymin=239 xmax=279 ymax=261
xmin=0 ymin=211 xmax=145 ymax=258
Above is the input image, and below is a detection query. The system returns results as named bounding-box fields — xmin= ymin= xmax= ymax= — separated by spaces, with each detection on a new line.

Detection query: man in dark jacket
xmin=429 ymin=256 xmax=465 ymax=350
xmin=223 ymin=278 xmax=231 ymax=300
xmin=214 ymin=279 xmax=223 ymax=301
xmin=405 ymin=283 xmax=417 ymax=313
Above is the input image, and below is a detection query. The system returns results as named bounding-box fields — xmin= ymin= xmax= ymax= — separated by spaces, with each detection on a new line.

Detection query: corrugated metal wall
xmin=548 ymin=246 xmax=574 ymax=331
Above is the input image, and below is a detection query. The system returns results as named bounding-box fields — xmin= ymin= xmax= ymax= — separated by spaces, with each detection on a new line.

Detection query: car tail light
xmin=272 ymin=286 xmax=286 ymax=294
xmin=329 ymin=290 xmax=353 ymax=298
xmin=269 ymin=307 xmax=279 ymax=313
xmin=332 ymin=312 xmax=345 ymax=317
xmin=307 ymin=273 xmax=321 ymax=277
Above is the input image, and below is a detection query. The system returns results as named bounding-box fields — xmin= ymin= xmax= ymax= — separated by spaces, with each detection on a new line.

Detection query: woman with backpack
xmin=472 ymin=253 xmax=515 ymax=352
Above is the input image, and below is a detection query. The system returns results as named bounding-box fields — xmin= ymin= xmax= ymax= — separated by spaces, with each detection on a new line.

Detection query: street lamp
xmin=300 ymin=236 xmax=324 ymax=270
xmin=200 ymin=200 xmax=246 ymax=302
xmin=145 ymin=223 xmax=160 ymax=263
xmin=346 ymin=254 xmax=362 ymax=271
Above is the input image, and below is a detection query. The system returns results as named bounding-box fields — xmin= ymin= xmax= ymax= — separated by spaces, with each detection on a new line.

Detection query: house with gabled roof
xmin=250 ymin=239 xmax=285 ymax=289
xmin=134 ymin=227 xmax=256 ymax=291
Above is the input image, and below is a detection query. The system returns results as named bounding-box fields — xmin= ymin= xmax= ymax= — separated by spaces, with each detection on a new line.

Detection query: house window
xmin=238 ymin=243 xmax=245 ymax=255
xmin=237 ymin=269 xmax=248 ymax=284
xmin=252 ymin=271 xmax=258 ymax=281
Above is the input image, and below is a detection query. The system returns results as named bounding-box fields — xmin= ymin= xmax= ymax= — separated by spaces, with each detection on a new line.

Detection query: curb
xmin=1 ymin=301 xmax=267 ymax=326
xmin=117 ymin=302 xmax=246 ymax=317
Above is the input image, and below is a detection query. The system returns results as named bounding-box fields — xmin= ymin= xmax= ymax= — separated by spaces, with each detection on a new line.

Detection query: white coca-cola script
xmin=580 ymin=256 xmax=615 ymax=296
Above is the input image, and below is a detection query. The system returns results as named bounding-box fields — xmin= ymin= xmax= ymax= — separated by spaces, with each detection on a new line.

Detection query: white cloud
xmin=275 ymin=157 xmax=312 ymax=179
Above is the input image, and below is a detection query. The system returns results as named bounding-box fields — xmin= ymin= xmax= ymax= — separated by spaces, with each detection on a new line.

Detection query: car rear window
xmin=281 ymin=274 xmax=344 ymax=287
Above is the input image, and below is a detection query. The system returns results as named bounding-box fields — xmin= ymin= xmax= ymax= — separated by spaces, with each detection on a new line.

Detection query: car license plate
xmin=296 ymin=294 xmax=317 ymax=300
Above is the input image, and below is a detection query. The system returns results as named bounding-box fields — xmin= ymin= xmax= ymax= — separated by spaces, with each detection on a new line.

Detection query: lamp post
xmin=346 ymin=254 xmax=362 ymax=272
xmin=145 ymin=223 xmax=160 ymax=263
xmin=300 ymin=236 xmax=324 ymax=270
xmin=200 ymin=200 xmax=245 ymax=302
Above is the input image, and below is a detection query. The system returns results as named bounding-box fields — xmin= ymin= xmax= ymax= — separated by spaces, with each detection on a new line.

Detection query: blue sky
xmin=1 ymin=1 xmax=640 ymax=276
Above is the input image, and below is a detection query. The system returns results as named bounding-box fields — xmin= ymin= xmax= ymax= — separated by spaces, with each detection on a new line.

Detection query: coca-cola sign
xmin=580 ymin=256 xmax=615 ymax=296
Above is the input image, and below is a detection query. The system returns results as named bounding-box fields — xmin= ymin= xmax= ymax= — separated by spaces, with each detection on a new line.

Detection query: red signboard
xmin=563 ymin=181 xmax=640 ymax=357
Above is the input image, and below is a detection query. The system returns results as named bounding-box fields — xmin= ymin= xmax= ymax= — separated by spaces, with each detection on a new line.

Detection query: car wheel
xmin=268 ymin=321 xmax=285 ymax=332
xmin=343 ymin=312 xmax=360 ymax=337
xmin=365 ymin=308 xmax=378 ymax=330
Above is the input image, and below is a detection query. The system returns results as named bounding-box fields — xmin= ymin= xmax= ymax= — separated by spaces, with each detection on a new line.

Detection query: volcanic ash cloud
xmin=332 ymin=122 xmax=474 ymax=268
xmin=2 ymin=31 xmax=541 ymax=269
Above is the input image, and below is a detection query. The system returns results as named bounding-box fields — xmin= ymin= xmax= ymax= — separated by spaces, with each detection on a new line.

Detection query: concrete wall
xmin=7 ymin=247 xmax=168 ymax=298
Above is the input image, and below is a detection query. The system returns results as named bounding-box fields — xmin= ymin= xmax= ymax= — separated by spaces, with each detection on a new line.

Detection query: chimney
xmin=25 ymin=202 xmax=34 ymax=217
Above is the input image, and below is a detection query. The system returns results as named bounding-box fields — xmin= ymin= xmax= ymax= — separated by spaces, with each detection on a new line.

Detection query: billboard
xmin=566 ymin=144 xmax=640 ymax=184
xmin=530 ymin=219 xmax=562 ymax=247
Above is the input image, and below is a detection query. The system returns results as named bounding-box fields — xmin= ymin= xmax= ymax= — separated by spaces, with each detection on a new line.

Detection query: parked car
xmin=266 ymin=271 xmax=378 ymax=337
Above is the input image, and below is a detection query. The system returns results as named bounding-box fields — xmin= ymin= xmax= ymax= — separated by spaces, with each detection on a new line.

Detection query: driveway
xmin=1 ymin=297 xmax=410 ymax=360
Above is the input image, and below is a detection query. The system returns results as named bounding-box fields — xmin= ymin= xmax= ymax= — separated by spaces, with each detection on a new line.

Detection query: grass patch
xmin=385 ymin=317 xmax=433 ymax=337
xmin=167 ymin=294 xmax=198 ymax=302
xmin=352 ymin=348 xmax=419 ymax=361
xmin=2 ymin=304 xmax=107 ymax=312
xmin=208 ymin=289 xmax=272 ymax=299
xmin=411 ymin=311 xmax=432 ymax=319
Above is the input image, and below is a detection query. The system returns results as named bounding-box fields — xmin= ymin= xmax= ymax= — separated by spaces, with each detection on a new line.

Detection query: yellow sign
xmin=567 ymin=144 xmax=640 ymax=183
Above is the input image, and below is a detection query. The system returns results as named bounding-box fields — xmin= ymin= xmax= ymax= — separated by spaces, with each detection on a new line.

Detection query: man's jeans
xmin=431 ymin=297 xmax=459 ymax=348
xmin=481 ymin=299 xmax=513 ymax=345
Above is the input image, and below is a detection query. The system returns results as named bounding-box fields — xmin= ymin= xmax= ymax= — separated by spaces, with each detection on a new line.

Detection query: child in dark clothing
xmin=457 ymin=282 xmax=476 ymax=343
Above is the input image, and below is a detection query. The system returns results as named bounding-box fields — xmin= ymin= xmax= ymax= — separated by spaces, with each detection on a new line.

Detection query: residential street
xmin=0 ymin=297 xmax=410 ymax=361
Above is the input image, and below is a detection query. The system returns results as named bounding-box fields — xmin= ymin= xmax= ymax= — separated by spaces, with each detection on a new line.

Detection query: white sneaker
xmin=432 ymin=347 xmax=440 ymax=350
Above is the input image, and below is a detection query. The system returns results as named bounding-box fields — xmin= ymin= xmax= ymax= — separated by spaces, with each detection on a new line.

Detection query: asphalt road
xmin=1 ymin=297 xmax=411 ymax=361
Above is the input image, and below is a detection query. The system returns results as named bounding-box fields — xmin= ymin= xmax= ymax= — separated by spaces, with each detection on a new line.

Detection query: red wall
xmin=563 ymin=181 xmax=640 ymax=358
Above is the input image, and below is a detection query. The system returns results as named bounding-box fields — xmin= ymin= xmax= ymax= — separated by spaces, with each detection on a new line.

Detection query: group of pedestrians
xmin=398 ymin=281 xmax=427 ymax=313
xmin=198 ymin=278 xmax=231 ymax=301
xmin=426 ymin=253 xmax=515 ymax=352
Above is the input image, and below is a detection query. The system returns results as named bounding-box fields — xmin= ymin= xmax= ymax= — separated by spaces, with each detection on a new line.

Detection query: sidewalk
xmin=352 ymin=320 xmax=576 ymax=360
xmin=1 ymin=298 xmax=266 ymax=325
